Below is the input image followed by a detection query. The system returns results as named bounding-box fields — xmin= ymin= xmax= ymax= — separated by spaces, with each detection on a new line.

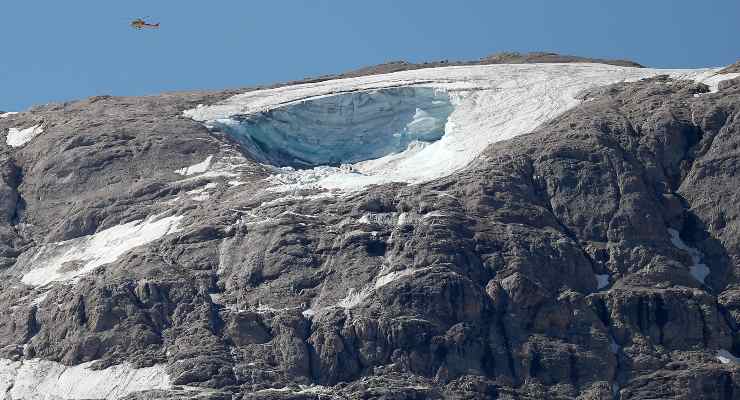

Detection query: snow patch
xmin=337 ymin=287 xmax=373 ymax=309
xmin=175 ymin=156 xmax=213 ymax=176
xmin=397 ymin=212 xmax=419 ymax=226
xmin=186 ymin=63 xmax=734 ymax=192
xmin=0 ymin=112 xmax=18 ymax=119
xmin=6 ymin=124 xmax=44 ymax=147
xmin=335 ymin=267 xmax=435 ymax=310
xmin=0 ymin=358 xmax=170 ymax=399
xmin=209 ymin=293 xmax=224 ymax=304
xmin=258 ymin=192 xmax=333 ymax=209
xmin=174 ymin=153 xmax=254 ymax=183
xmin=186 ymin=182 xmax=218 ymax=201
xmin=667 ymin=228 xmax=710 ymax=284
xmin=717 ymin=349 xmax=740 ymax=364
xmin=358 ymin=212 xmax=395 ymax=226
xmin=375 ymin=266 xmax=435 ymax=290
xmin=255 ymin=303 xmax=293 ymax=314
xmin=20 ymin=214 xmax=184 ymax=287
xmin=701 ymin=71 xmax=740 ymax=92
xmin=30 ymin=291 xmax=49 ymax=306
xmin=596 ymin=274 xmax=610 ymax=290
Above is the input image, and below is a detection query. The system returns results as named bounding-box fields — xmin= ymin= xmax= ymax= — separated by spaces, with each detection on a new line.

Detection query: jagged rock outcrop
xmin=0 ymin=59 xmax=739 ymax=399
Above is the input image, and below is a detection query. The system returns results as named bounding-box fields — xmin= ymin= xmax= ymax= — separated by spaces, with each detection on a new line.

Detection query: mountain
xmin=0 ymin=55 xmax=739 ymax=399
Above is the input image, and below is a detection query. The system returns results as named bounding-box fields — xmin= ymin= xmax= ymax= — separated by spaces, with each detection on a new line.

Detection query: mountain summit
xmin=1 ymin=55 xmax=740 ymax=399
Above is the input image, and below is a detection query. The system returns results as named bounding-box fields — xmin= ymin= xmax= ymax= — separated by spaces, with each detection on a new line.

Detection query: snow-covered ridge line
xmin=184 ymin=63 xmax=737 ymax=192
xmin=0 ymin=358 xmax=170 ymax=399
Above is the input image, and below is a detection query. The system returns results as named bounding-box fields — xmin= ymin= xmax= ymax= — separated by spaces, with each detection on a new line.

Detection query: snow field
xmin=20 ymin=214 xmax=184 ymax=287
xmin=0 ymin=358 xmax=170 ymax=399
xmin=185 ymin=63 xmax=738 ymax=192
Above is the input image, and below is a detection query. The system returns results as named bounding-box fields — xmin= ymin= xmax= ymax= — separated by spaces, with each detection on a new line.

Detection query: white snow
xmin=667 ymin=228 xmax=710 ymax=284
xmin=337 ymin=287 xmax=373 ymax=309
xmin=0 ymin=112 xmax=18 ymax=119
xmin=258 ymin=192 xmax=333 ymax=208
xmin=357 ymin=213 xmax=395 ymax=226
xmin=30 ymin=291 xmax=49 ymax=306
xmin=185 ymin=63 xmax=736 ymax=192
xmin=186 ymin=182 xmax=218 ymax=201
xmin=209 ymin=293 xmax=224 ymax=304
xmin=20 ymin=214 xmax=183 ymax=287
xmin=175 ymin=156 xmax=213 ymax=176
xmin=301 ymin=308 xmax=315 ymax=318
xmin=374 ymin=266 xmax=434 ymax=290
xmin=596 ymin=274 xmax=610 ymax=290
xmin=6 ymin=124 xmax=44 ymax=147
xmin=0 ymin=358 xmax=170 ymax=399
xmin=335 ymin=266 xmax=435 ymax=310
xmin=174 ymin=152 xmax=253 ymax=182
xmin=716 ymin=349 xmax=740 ymax=364
xmin=702 ymin=72 xmax=740 ymax=92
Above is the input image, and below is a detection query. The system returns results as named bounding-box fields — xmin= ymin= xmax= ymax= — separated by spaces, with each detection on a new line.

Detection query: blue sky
xmin=1 ymin=0 xmax=738 ymax=111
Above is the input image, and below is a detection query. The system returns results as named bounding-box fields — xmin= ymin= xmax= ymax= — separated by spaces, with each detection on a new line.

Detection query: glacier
xmin=212 ymin=87 xmax=453 ymax=168
xmin=185 ymin=63 xmax=739 ymax=192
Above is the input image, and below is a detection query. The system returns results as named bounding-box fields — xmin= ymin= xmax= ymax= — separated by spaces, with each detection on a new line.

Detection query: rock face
xmin=720 ymin=60 xmax=740 ymax=74
xmin=0 ymin=58 xmax=739 ymax=399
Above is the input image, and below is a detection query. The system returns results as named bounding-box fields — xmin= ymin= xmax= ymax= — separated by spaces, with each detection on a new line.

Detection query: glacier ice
xmin=210 ymin=87 xmax=453 ymax=168
xmin=185 ymin=63 xmax=739 ymax=192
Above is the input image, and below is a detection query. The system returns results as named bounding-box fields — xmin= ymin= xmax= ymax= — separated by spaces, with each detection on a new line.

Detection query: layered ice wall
xmin=213 ymin=87 xmax=453 ymax=168
xmin=185 ymin=64 xmax=738 ymax=192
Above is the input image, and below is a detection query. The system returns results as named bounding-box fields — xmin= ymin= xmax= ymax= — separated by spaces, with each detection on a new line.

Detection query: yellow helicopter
xmin=130 ymin=17 xmax=160 ymax=30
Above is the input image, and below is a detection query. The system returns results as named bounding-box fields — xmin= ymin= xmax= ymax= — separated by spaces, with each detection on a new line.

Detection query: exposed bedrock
xmin=0 ymin=74 xmax=739 ymax=399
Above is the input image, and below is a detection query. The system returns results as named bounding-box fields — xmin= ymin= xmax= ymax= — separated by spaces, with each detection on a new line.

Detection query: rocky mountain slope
xmin=1 ymin=56 xmax=739 ymax=399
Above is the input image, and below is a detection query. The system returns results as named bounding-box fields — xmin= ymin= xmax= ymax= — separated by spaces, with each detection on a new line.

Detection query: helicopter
xmin=130 ymin=18 xmax=160 ymax=30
